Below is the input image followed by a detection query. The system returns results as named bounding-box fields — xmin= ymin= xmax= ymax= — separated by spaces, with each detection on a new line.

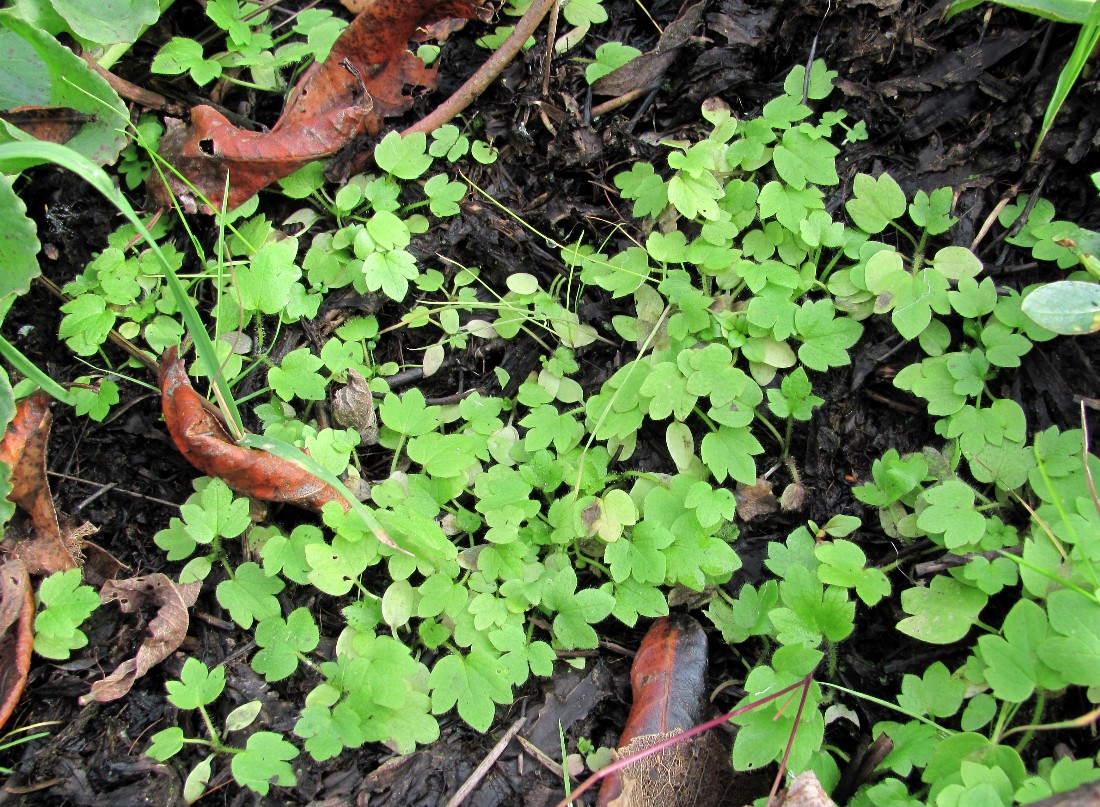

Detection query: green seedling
xmin=147 ymin=657 xmax=298 ymax=798
xmin=33 ymin=569 xmax=100 ymax=660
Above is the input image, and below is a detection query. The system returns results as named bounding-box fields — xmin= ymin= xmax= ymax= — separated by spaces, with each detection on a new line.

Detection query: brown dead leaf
xmin=735 ymin=478 xmax=778 ymax=521
xmin=79 ymin=574 xmax=201 ymax=704
xmin=775 ymin=772 xmax=837 ymax=807
xmin=332 ymin=370 xmax=379 ymax=445
xmin=0 ymin=560 xmax=34 ymax=733
xmin=159 ymin=347 xmax=349 ymax=511
xmin=0 ymin=393 xmax=79 ymax=574
xmin=598 ymin=615 xmax=734 ymax=807
xmin=0 ymin=106 xmax=95 ymax=145
xmin=150 ymin=0 xmax=490 ymax=213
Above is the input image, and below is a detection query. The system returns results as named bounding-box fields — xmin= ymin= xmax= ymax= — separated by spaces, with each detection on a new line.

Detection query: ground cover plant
xmin=1 ymin=0 xmax=1100 ymax=805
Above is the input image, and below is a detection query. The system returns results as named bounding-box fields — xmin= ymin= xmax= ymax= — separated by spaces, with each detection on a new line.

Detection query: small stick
xmin=403 ymin=0 xmax=559 ymax=136
xmin=47 ymin=471 xmax=181 ymax=508
xmin=444 ymin=716 xmax=526 ymax=807
xmin=79 ymin=54 xmax=187 ymax=116
xmin=73 ymin=482 xmax=117 ymax=513
xmin=515 ymin=734 xmax=577 ymax=782
xmin=590 ymin=87 xmax=649 ymax=119
xmin=541 ymin=0 xmax=561 ymax=97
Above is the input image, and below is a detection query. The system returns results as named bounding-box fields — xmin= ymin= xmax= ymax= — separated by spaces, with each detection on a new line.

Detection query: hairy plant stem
xmin=1013 ymin=690 xmax=1045 ymax=753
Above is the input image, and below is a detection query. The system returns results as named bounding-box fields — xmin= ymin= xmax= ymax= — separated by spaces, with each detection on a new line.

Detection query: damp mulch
xmin=2 ymin=0 xmax=1100 ymax=804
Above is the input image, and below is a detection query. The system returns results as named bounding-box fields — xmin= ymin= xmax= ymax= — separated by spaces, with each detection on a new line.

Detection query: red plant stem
xmin=769 ymin=672 xmax=815 ymax=803
xmin=402 ymin=0 xmax=559 ymax=136
xmin=552 ymin=671 xmax=817 ymax=807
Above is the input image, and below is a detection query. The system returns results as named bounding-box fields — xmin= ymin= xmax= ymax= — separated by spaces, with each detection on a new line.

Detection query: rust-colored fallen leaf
xmin=597 ymin=614 xmax=733 ymax=807
xmin=0 ymin=560 xmax=34 ymax=733
xmin=80 ymin=574 xmax=201 ymax=704
xmin=150 ymin=0 xmax=490 ymax=213
xmin=0 ymin=106 xmax=96 ymax=145
xmin=159 ymin=347 xmax=348 ymax=512
xmin=0 ymin=393 xmax=79 ymax=574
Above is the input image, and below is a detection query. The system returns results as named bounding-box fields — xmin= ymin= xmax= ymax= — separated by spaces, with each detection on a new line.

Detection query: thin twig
xmin=541 ymin=0 xmax=561 ymax=97
xmin=444 ymin=716 xmax=526 ymax=807
xmin=80 ymin=54 xmax=187 ymax=116
xmin=48 ymin=471 xmax=181 ymax=508
xmin=73 ymin=482 xmax=117 ymax=513
xmin=515 ymin=734 xmax=577 ymax=781
xmin=402 ymin=0 xmax=559 ymax=136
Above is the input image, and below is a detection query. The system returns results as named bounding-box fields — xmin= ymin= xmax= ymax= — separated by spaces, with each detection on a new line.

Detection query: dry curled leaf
xmin=735 ymin=477 xmax=778 ymax=521
xmin=0 ymin=560 xmax=34 ymax=733
xmin=332 ymin=370 xmax=379 ymax=445
xmin=775 ymin=772 xmax=837 ymax=807
xmin=159 ymin=347 xmax=348 ymax=512
xmin=150 ymin=0 xmax=490 ymax=212
xmin=0 ymin=392 xmax=79 ymax=574
xmin=80 ymin=574 xmax=201 ymax=704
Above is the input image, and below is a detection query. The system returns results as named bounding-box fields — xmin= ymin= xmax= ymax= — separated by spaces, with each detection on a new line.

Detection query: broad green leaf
xmin=231 ymin=731 xmax=298 ymax=795
xmin=0 ymin=172 xmax=39 ymax=301
xmin=845 ymin=172 xmax=906 ymax=234
xmin=166 ymin=657 xmax=225 ymax=710
xmin=896 ymin=661 xmax=965 ymax=718
xmin=216 ymin=562 xmax=284 ymax=629
xmin=898 ymin=576 xmax=987 ymax=644
xmin=700 ymin=425 xmax=763 ymax=485
xmin=252 ymin=608 xmax=320 ymax=682
xmin=13 ymin=0 xmax=159 ymax=44
xmin=428 ymin=651 xmax=513 ymax=732
xmin=0 ymin=10 xmax=127 ymax=165
xmin=33 ymin=568 xmax=99 ymax=659
xmin=772 ymin=126 xmax=840 ymax=189
xmin=1021 ymin=281 xmax=1100 ymax=335
xmin=1038 ymin=589 xmax=1100 ymax=686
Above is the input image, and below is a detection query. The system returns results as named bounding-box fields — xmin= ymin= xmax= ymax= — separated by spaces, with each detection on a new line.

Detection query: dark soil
xmin=2 ymin=0 xmax=1100 ymax=804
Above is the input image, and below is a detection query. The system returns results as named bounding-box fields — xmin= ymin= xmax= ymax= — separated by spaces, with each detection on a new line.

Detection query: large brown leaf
xmin=0 ymin=393 xmax=79 ymax=574
xmin=150 ymin=0 xmax=490 ymax=213
xmin=0 ymin=560 xmax=34 ymax=733
xmin=80 ymin=574 xmax=201 ymax=704
xmin=597 ymin=615 xmax=728 ymax=807
xmin=159 ymin=347 xmax=348 ymax=512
